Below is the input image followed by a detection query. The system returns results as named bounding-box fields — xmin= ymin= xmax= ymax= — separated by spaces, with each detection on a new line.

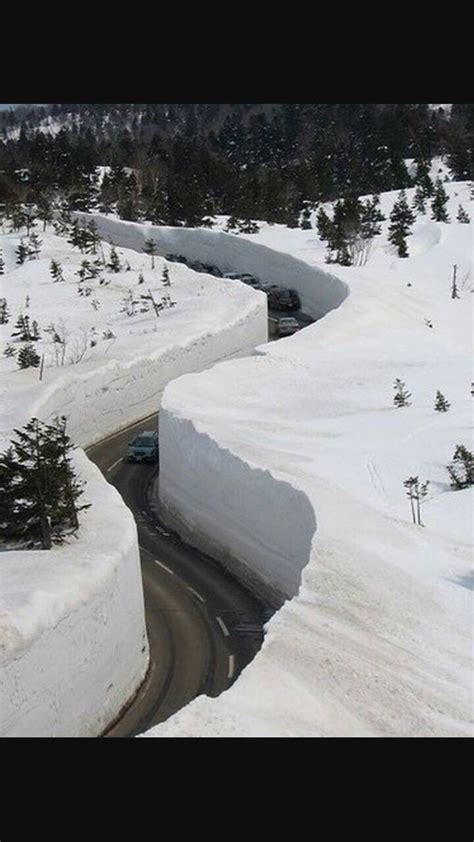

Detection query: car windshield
xmin=131 ymin=437 xmax=154 ymax=448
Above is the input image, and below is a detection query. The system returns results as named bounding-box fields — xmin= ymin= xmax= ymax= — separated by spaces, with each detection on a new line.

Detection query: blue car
xmin=127 ymin=431 xmax=158 ymax=463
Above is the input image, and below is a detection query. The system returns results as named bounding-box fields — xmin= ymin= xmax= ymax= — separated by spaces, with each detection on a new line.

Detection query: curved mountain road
xmin=87 ymin=414 xmax=274 ymax=737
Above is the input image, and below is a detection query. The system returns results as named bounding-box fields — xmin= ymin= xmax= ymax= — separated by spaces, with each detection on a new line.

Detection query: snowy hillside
xmin=145 ymin=180 xmax=473 ymax=737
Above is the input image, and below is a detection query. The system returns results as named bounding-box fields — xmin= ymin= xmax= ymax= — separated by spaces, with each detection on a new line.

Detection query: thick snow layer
xmin=0 ymin=225 xmax=267 ymax=446
xmin=146 ymin=180 xmax=473 ymax=737
xmin=0 ymin=451 xmax=148 ymax=737
xmin=0 ymin=223 xmax=267 ymax=736
xmin=76 ymin=213 xmax=348 ymax=322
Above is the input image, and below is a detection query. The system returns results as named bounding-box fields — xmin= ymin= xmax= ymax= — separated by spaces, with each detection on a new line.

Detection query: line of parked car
xmin=165 ymin=254 xmax=302 ymax=336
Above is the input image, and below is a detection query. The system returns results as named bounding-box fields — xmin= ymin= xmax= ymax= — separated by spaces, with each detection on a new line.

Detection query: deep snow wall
xmin=79 ymin=214 xmax=348 ymax=322
xmin=1 ymin=225 xmax=268 ymax=737
xmin=30 ymin=297 xmax=267 ymax=449
xmin=158 ymin=408 xmax=316 ymax=606
xmin=0 ymin=452 xmax=148 ymax=738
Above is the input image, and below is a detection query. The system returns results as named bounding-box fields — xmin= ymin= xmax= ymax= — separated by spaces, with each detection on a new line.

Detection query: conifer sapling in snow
xmin=316 ymin=207 xmax=334 ymax=242
xmin=0 ymin=297 xmax=10 ymax=324
xmin=28 ymin=231 xmax=42 ymax=259
xmin=412 ymin=185 xmax=426 ymax=214
xmin=446 ymin=445 xmax=474 ymax=489
xmin=300 ymin=205 xmax=312 ymax=229
xmin=50 ymin=259 xmax=65 ymax=282
xmin=388 ymin=190 xmax=415 ymax=257
xmin=17 ymin=343 xmax=41 ymax=369
xmin=239 ymin=218 xmax=260 ymax=234
xmin=225 ymin=216 xmax=239 ymax=232
xmin=11 ymin=314 xmax=31 ymax=341
xmin=162 ymin=265 xmax=171 ymax=286
xmin=0 ymin=416 xmax=90 ymax=549
xmin=451 ymin=265 xmax=460 ymax=299
xmin=138 ymin=271 xmax=145 ymax=284
xmin=456 ymin=204 xmax=470 ymax=223
xmin=403 ymin=476 xmax=429 ymax=526
xmin=4 ymin=343 xmax=16 ymax=357
xmin=108 ymin=245 xmax=121 ymax=273
xmin=144 ymin=238 xmax=157 ymax=269
xmin=16 ymin=240 xmax=28 ymax=265
xmin=0 ymin=249 xmax=4 ymax=274
xmin=393 ymin=378 xmax=412 ymax=407
xmin=434 ymin=390 xmax=450 ymax=412
xmin=431 ymin=178 xmax=450 ymax=222
xmin=30 ymin=320 xmax=41 ymax=341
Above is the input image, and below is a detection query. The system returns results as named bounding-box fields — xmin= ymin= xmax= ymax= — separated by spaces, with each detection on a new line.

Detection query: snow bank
xmin=79 ymin=213 xmax=349 ymax=322
xmin=159 ymin=408 xmax=316 ymax=606
xmin=146 ymin=181 xmax=473 ymax=737
xmin=0 ymin=451 xmax=148 ymax=737
xmin=1 ymin=223 xmax=267 ymax=736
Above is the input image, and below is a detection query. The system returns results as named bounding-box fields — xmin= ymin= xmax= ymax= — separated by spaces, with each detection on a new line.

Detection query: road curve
xmin=86 ymin=414 xmax=274 ymax=737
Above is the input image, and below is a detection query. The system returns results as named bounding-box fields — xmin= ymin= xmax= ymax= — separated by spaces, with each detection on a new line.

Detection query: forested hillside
xmin=0 ymin=103 xmax=472 ymax=227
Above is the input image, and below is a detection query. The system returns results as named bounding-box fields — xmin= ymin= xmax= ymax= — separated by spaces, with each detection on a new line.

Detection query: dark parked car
xmin=127 ymin=431 xmax=158 ymax=463
xmin=276 ymin=317 xmax=300 ymax=336
xmin=289 ymin=289 xmax=301 ymax=309
xmin=277 ymin=289 xmax=293 ymax=310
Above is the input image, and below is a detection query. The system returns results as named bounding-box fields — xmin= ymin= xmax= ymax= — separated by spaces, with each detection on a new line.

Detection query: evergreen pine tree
xmin=403 ymin=476 xmax=429 ymax=526
xmin=434 ymin=390 xmax=450 ymax=412
xmin=225 ymin=215 xmax=239 ymax=232
xmin=144 ymin=239 xmax=157 ymax=269
xmin=30 ymin=320 xmax=41 ymax=341
xmin=0 ymin=297 xmax=10 ymax=324
xmin=11 ymin=314 xmax=31 ymax=341
xmin=451 ymin=264 xmax=460 ymax=299
xmin=300 ymin=205 xmax=312 ymax=230
xmin=86 ymin=219 xmax=101 ymax=255
xmin=239 ymin=218 xmax=260 ymax=234
xmin=431 ymin=178 xmax=450 ymax=222
xmin=393 ymin=378 xmax=412 ymax=407
xmin=316 ymin=207 xmax=334 ymax=242
xmin=16 ymin=240 xmax=29 ymax=265
xmin=0 ymin=416 xmax=89 ymax=548
xmin=162 ymin=265 xmax=171 ymax=286
xmin=360 ymin=195 xmax=385 ymax=238
xmin=108 ymin=245 xmax=121 ymax=273
xmin=456 ymin=204 xmax=470 ymax=223
xmin=28 ymin=231 xmax=42 ymax=259
xmin=0 ymin=249 xmax=4 ymax=274
xmin=68 ymin=220 xmax=82 ymax=250
xmin=50 ymin=259 xmax=65 ymax=282
xmin=412 ymin=185 xmax=426 ymax=214
xmin=447 ymin=444 xmax=474 ymax=489
xmin=415 ymin=158 xmax=434 ymax=197
xmin=388 ymin=190 xmax=415 ymax=257
xmin=17 ymin=343 xmax=41 ymax=369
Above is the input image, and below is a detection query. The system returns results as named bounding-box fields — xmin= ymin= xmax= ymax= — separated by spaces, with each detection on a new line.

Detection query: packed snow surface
xmin=146 ymin=180 xmax=473 ymax=737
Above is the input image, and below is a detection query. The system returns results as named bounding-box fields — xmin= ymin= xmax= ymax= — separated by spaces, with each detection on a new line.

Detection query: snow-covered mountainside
xmin=0 ymin=224 xmax=267 ymax=736
xmin=144 ymin=180 xmax=473 ymax=737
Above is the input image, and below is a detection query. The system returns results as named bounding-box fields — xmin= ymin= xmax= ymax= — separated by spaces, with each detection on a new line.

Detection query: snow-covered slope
xmin=0 ymin=225 xmax=267 ymax=736
xmin=145 ymin=180 xmax=473 ymax=737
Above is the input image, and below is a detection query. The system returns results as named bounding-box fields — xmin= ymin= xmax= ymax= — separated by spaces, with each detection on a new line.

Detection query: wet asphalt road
xmin=86 ymin=415 xmax=273 ymax=737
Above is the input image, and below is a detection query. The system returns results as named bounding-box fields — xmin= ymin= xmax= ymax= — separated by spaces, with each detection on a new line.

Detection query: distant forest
xmin=0 ymin=103 xmax=472 ymax=227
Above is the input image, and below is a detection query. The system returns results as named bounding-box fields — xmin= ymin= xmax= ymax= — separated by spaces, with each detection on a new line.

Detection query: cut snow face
xmin=145 ymin=178 xmax=473 ymax=738
xmin=0 ymin=223 xmax=265 ymax=447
